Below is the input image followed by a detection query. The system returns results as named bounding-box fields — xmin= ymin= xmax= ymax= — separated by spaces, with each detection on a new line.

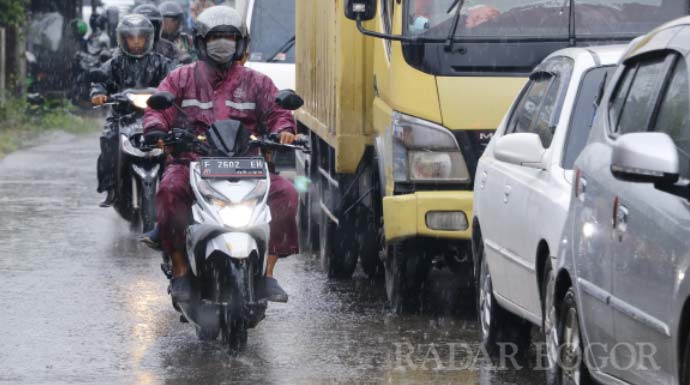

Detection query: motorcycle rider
xmin=132 ymin=4 xmax=179 ymax=62
xmin=92 ymin=14 xmax=173 ymax=207
xmin=159 ymin=1 xmax=196 ymax=64
xmin=143 ymin=5 xmax=298 ymax=302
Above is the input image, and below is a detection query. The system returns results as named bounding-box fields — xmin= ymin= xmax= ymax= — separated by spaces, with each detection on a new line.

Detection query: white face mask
xmin=206 ymin=39 xmax=236 ymax=64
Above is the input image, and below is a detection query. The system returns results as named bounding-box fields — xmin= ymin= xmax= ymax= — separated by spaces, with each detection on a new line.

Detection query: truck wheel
xmin=385 ymin=239 xmax=430 ymax=314
xmin=298 ymin=161 xmax=319 ymax=257
xmin=358 ymin=162 xmax=384 ymax=278
xmin=319 ymin=210 xmax=357 ymax=278
xmin=476 ymin=237 xmax=531 ymax=360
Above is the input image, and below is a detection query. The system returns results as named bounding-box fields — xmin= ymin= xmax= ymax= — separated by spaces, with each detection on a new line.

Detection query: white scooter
xmin=146 ymin=90 xmax=308 ymax=353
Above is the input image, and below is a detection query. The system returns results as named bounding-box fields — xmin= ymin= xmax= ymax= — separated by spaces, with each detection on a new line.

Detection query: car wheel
xmin=557 ymin=288 xmax=593 ymax=385
xmin=543 ymin=262 xmax=559 ymax=385
xmin=476 ymin=237 xmax=530 ymax=359
xmin=681 ymin=331 xmax=690 ymax=385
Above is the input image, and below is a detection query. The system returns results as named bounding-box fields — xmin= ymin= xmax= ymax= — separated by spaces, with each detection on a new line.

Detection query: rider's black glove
xmin=143 ymin=129 xmax=167 ymax=145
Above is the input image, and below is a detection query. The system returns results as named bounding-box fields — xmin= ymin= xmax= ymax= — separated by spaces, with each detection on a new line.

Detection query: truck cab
xmin=295 ymin=0 xmax=659 ymax=312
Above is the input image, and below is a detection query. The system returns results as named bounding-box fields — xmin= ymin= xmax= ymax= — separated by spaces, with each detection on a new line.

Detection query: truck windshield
xmin=248 ymin=0 xmax=296 ymax=63
xmin=407 ymin=0 xmax=686 ymax=39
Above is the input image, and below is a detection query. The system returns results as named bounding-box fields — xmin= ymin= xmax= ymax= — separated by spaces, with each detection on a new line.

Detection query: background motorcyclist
xmin=132 ymin=4 xmax=179 ymax=62
xmin=92 ymin=14 xmax=173 ymax=207
xmin=159 ymin=1 xmax=197 ymax=64
xmin=143 ymin=5 xmax=298 ymax=302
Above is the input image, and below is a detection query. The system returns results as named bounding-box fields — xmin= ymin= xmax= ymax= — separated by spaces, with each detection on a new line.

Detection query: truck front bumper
xmin=382 ymin=191 xmax=473 ymax=242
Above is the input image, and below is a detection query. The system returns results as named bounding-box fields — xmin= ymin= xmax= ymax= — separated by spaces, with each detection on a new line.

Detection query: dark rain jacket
xmin=90 ymin=50 xmax=173 ymax=97
xmin=155 ymin=39 xmax=179 ymax=63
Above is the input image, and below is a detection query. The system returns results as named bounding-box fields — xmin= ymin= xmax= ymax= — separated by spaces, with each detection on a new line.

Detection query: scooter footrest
xmin=255 ymin=277 xmax=288 ymax=303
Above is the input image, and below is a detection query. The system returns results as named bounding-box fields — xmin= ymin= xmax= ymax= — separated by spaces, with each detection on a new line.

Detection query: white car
xmin=243 ymin=0 xmax=295 ymax=91
xmin=472 ymin=45 xmax=625 ymax=354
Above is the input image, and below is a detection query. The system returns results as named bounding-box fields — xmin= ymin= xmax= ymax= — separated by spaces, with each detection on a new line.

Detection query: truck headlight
xmin=390 ymin=112 xmax=469 ymax=183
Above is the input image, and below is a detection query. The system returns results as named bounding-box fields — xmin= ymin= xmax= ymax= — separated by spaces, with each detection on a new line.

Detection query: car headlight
xmin=121 ymin=134 xmax=163 ymax=158
xmin=218 ymin=204 xmax=254 ymax=228
xmin=127 ymin=93 xmax=152 ymax=109
xmin=390 ymin=112 xmax=469 ymax=183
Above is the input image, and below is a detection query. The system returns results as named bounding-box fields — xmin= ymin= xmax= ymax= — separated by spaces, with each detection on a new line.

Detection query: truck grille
xmin=454 ymin=129 xmax=495 ymax=183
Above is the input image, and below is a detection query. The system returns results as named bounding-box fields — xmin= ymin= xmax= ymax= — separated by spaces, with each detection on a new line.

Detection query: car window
xmin=563 ymin=66 xmax=616 ymax=169
xmin=506 ymin=75 xmax=553 ymax=138
xmin=532 ymin=74 xmax=562 ymax=148
xmin=506 ymin=72 xmax=564 ymax=148
xmin=608 ymin=65 xmax=636 ymax=132
xmin=653 ymin=58 xmax=690 ymax=179
xmin=615 ymin=56 xmax=668 ymax=134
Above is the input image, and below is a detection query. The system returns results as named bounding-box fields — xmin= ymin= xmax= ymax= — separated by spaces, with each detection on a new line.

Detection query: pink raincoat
xmin=144 ymin=61 xmax=298 ymax=257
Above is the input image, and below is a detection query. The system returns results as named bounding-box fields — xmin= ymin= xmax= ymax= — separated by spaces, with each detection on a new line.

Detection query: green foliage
xmin=0 ymin=0 xmax=28 ymax=27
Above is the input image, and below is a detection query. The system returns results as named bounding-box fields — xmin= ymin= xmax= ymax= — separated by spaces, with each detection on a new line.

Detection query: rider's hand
xmin=91 ymin=94 xmax=107 ymax=105
xmin=279 ymin=130 xmax=295 ymax=145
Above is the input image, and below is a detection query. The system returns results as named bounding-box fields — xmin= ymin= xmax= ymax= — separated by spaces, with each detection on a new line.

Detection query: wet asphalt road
xmin=0 ymin=131 xmax=544 ymax=385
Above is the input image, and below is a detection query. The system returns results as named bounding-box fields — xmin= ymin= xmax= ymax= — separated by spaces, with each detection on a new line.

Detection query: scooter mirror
xmin=275 ymin=89 xmax=304 ymax=111
xmin=147 ymin=92 xmax=175 ymax=110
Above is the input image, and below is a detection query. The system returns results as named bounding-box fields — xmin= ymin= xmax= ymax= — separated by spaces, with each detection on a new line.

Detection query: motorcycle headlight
xmin=218 ymin=204 xmax=254 ymax=228
xmin=241 ymin=179 xmax=268 ymax=202
xmin=390 ymin=112 xmax=469 ymax=183
xmin=197 ymin=176 xmax=227 ymax=202
xmin=127 ymin=93 xmax=152 ymax=110
xmin=121 ymin=134 xmax=163 ymax=158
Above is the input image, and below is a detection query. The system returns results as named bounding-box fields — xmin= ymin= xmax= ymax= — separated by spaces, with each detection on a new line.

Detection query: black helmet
xmin=116 ymin=14 xmax=155 ymax=58
xmin=193 ymin=6 xmax=248 ymax=63
xmin=159 ymin=1 xmax=185 ymax=18
xmin=159 ymin=1 xmax=185 ymax=40
xmin=89 ymin=13 xmax=108 ymax=32
xmin=132 ymin=4 xmax=163 ymax=43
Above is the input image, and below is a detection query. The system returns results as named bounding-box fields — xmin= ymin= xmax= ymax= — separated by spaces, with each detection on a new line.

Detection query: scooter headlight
xmin=197 ymin=177 xmax=227 ymax=202
xmin=218 ymin=204 xmax=254 ymax=228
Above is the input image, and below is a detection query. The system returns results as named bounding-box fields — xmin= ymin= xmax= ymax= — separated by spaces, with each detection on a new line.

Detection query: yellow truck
xmin=294 ymin=0 xmax=645 ymax=312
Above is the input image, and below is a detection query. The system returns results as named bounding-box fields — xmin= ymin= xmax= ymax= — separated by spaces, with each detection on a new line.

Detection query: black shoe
xmin=170 ymin=274 xmax=193 ymax=303
xmin=99 ymin=189 xmax=115 ymax=208
xmin=257 ymin=277 xmax=289 ymax=303
xmin=140 ymin=226 xmax=162 ymax=251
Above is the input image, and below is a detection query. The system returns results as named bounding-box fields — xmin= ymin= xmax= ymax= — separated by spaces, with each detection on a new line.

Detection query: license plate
xmin=200 ymin=157 xmax=266 ymax=179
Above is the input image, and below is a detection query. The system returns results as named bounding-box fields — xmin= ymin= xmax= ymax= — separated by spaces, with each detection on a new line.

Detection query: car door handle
xmin=575 ymin=169 xmax=587 ymax=202
xmin=480 ymin=171 xmax=488 ymax=190
xmin=504 ymin=185 xmax=512 ymax=204
xmin=613 ymin=196 xmax=628 ymax=240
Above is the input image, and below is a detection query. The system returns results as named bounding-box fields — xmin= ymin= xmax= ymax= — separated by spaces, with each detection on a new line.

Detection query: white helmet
xmin=193 ymin=6 xmax=248 ymax=62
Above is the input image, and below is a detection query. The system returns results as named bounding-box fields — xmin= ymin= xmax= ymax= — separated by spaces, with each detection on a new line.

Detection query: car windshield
xmin=248 ymin=0 xmax=296 ymax=63
xmin=406 ymin=0 xmax=686 ymax=39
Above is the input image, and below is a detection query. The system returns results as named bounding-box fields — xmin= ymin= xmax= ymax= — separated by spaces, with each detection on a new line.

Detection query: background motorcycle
xmin=97 ymin=82 xmax=166 ymax=232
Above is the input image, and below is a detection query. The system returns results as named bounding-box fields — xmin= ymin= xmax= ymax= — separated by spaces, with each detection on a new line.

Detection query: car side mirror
xmin=344 ymin=0 xmax=377 ymax=21
xmin=147 ymin=91 xmax=175 ymax=110
xmin=275 ymin=89 xmax=304 ymax=111
xmin=611 ymin=132 xmax=679 ymax=184
xmin=494 ymin=133 xmax=547 ymax=169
